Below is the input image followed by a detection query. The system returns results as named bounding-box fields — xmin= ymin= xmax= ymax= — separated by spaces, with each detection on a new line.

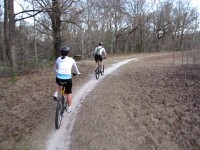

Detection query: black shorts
xmin=95 ymin=54 xmax=102 ymax=62
xmin=56 ymin=77 xmax=72 ymax=94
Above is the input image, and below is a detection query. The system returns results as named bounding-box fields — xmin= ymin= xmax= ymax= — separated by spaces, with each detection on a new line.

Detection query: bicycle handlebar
xmin=72 ymin=73 xmax=81 ymax=77
xmin=72 ymin=73 xmax=77 ymax=76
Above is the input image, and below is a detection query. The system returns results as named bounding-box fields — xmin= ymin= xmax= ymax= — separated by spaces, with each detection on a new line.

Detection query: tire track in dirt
xmin=45 ymin=58 xmax=139 ymax=150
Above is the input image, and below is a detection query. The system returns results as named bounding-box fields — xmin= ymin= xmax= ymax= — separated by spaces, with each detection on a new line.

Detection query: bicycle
xmin=55 ymin=73 xmax=78 ymax=129
xmin=55 ymin=81 xmax=68 ymax=129
xmin=95 ymin=58 xmax=106 ymax=79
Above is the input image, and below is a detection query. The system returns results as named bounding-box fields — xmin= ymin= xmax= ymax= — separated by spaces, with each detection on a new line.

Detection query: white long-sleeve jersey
xmin=54 ymin=56 xmax=80 ymax=79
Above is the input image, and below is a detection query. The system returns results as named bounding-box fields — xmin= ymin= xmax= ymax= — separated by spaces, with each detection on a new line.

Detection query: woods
xmin=0 ymin=0 xmax=199 ymax=74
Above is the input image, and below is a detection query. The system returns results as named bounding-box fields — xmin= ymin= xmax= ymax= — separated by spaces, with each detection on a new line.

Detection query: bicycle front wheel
xmin=55 ymin=98 xmax=63 ymax=129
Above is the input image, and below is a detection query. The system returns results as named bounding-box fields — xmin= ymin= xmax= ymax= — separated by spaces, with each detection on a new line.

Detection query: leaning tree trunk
xmin=124 ymin=25 xmax=138 ymax=53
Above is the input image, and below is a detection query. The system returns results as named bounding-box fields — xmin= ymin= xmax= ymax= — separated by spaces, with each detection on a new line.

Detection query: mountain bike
xmin=95 ymin=58 xmax=106 ymax=79
xmin=55 ymin=81 xmax=68 ymax=129
xmin=55 ymin=73 xmax=78 ymax=129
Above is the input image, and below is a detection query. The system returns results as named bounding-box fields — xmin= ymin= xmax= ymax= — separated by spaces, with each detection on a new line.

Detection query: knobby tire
xmin=95 ymin=69 xmax=99 ymax=79
xmin=96 ymin=66 xmax=100 ymax=79
xmin=55 ymin=97 xmax=63 ymax=129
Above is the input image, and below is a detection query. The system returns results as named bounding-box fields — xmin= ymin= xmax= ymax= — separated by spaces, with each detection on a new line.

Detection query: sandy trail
xmin=45 ymin=58 xmax=139 ymax=150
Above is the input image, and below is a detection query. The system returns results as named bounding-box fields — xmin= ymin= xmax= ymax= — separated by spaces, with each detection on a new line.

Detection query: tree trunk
xmin=4 ymin=0 xmax=11 ymax=65
xmin=4 ymin=0 xmax=17 ymax=68
xmin=114 ymin=21 xmax=118 ymax=53
xmin=124 ymin=26 xmax=138 ymax=53
xmin=51 ymin=0 xmax=62 ymax=58
xmin=32 ymin=0 xmax=38 ymax=63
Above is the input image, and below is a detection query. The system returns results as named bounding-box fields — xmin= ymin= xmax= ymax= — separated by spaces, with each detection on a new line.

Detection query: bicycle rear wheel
xmin=95 ymin=67 xmax=100 ymax=79
xmin=55 ymin=97 xmax=63 ymax=129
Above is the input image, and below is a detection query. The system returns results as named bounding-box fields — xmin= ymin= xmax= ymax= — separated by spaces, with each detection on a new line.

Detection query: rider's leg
xmin=54 ymin=87 xmax=58 ymax=97
xmin=95 ymin=62 xmax=98 ymax=71
xmin=66 ymin=94 xmax=72 ymax=107
xmin=99 ymin=55 xmax=103 ymax=71
xmin=64 ymin=79 xmax=72 ymax=112
xmin=100 ymin=61 xmax=104 ymax=71
xmin=64 ymin=94 xmax=72 ymax=113
xmin=94 ymin=55 xmax=98 ymax=71
xmin=56 ymin=85 xmax=60 ymax=92
xmin=54 ymin=84 xmax=61 ymax=99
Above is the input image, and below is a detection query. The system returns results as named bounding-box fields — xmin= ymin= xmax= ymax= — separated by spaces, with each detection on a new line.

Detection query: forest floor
xmin=0 ymin=52 xmax=200 ymax=150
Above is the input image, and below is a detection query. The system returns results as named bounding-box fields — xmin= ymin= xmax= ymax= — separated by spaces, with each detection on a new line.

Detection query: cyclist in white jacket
xmin=93 ymin=42 xmax=107 ymax=72
xmin=53 ymin=45 xmax=81 ymax=113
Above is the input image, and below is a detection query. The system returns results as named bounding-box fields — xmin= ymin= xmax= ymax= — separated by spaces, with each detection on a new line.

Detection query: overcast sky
xmin=14 ymin=0 xmax=200 ymax=12
xmin=191 ymin=0 xmax=200 ymax=12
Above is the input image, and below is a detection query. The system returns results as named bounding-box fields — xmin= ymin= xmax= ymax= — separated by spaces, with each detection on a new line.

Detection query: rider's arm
xmin=93 ymin=47 xmax=97 ymax=56
xmin=72 ymin=59 xmax=81 ymax=75
xmin=103 ymin=48 xmax=107 ymax=58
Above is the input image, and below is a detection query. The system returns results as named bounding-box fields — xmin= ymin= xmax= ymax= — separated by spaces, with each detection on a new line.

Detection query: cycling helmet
xmin=60 ymin=45 xmax=70 ymax=52
xmin=99 ymin=42 xmax=103 ymax=46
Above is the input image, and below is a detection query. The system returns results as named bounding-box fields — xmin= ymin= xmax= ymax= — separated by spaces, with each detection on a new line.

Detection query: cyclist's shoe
xmin=67 ymin=106 xmax=72 ymax=113
xmin=53 ymin=92 xmax=58 ymax=101
xmin=95 ymin=69 xmax=97 ymax=73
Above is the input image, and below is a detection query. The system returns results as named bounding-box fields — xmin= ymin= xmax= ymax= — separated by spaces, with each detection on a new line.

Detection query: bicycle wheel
xmin=101 ymin=65 xmax=104 ymax=76
xmin=55 ymin=97 xmax=63 ymax=129
xmin=61 ymin=97 xmax=66 ymax=114
xmin=95 ymin=67 xmax=100 ymax=79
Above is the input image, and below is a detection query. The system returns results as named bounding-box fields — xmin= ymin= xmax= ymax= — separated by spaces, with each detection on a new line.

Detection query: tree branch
xmin=15 ymin=10 xmax=43 ymax=22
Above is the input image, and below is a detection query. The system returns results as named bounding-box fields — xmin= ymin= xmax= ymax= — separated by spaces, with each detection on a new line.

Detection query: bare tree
xmin=4 ymin=0 xmax=17 ymax=68
xmin=15 ymin=0 xmax=82 ymax=58
xmin=0 ymin=1 xmax=4 ymax=63
xmin=2 ymin=0 xmax=200 ymax=73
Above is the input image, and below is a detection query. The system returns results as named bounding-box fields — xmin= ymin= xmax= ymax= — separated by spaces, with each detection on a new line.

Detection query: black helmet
xmin=99 ymin=42 xmax=103 ymax=46
xmin=60 ymin=45 xmax=70 ymax=52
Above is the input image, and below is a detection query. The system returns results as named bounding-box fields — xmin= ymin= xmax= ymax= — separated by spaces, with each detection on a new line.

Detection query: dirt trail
xmin=46 ymin=57 xmax=140 ymax=150
xmin=1 ymin=52 xmax=199 ymax=150
xmin=69 ymin=53 xmax=200 ymax=150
